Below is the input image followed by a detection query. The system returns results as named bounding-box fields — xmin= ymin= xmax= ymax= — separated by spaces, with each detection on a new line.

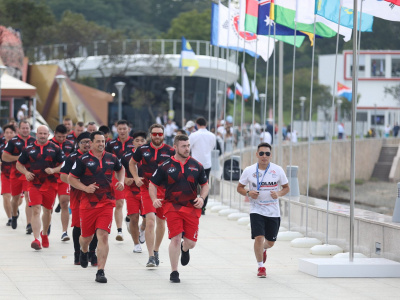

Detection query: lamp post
xmin=300 ymin=96 xmax=306 ymax=140
xmin=55 ymin=75 xmax=66 ymax=124
xmin=166 ymin=86 xmax=176 ymax=120
xmin=114 ymin=81 xmax=126 ymax=121
xmin=259 ymin=93 xmax=266 ymax=127
xmin=337 ymin=99 xmax=342 ymax=123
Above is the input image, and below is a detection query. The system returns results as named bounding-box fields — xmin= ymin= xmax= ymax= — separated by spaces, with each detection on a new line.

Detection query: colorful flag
xmin=180 ymin=37 xmax=199 ymax=76
xmin=257 ymin=0 xmax=306 ymax=48
xmin=316 ymin=0 xmax=374 ymax=31
xmin=241 ymin=63 xmax=251 ymax=99
xmin=295 ymin=0 xmax=316 ymax=24
xmin=251 ymin=80 xmax=259 ymax=101
xmin=239 ymin=0 xmax=259 ymax=33
xmin=235 ymin=82 xmax=243 ymax=96
xmin=343 ymin=0 xmax=400 ymax=22
xmin=227 ymin=87 xmax=235 ymax=100
xmin=337 ymin=82 xmax=352 ymax=102
xmin=211 ymin=2 xmax=275 ymax=61
xmin=385 ymin=0 xmax=400 ymax=5
xmin=272 ymin=0 xmax=353 ymax=41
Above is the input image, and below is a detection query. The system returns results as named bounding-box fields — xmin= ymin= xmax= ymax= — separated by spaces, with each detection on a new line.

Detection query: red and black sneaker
xmin=263 ymin=249 xmax=267 ymax=264
xmin=31 ymin=239 xmax=42 ymax=250
xmin=257 ymin=267 xmax=267 ymax=278
xmin=40 ymin=231 xmax=49 ymax=248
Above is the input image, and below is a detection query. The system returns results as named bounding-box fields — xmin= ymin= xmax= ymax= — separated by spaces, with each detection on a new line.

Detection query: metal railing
xmin=26 ymin=39 xmax=235 ymax=63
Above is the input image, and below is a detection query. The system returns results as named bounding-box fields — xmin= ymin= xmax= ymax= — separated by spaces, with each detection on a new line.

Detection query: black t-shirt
xmin=4 ymin=134 xmax=35 ymax=179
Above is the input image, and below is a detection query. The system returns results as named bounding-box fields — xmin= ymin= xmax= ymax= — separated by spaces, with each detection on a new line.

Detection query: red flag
xmin=385 ymin=0 xmax=400 ymax=6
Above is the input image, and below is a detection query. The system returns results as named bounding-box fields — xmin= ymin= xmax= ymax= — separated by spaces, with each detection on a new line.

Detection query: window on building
xmin=371 ymin=58 xmax=385 ymax=77
xmin=392 ymin=58 xmax=400 ymax=78
xmin=371 ymin=115 xmax=385 ymax=125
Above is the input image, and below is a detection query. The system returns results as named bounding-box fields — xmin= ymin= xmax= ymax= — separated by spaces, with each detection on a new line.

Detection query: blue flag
xmin=316 ymin=0 xmax=374 ymax=32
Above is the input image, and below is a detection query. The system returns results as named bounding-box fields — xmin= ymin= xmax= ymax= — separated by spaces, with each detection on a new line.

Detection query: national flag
xmin=316 ymin=0 xmax=374 ymax=31
xmin=337 ymin=82 xmax=352 ymax=102
xmin=272 ymin=0 xmax=353 ymax=41
xmin=211 ymin=2 xmax=275 ymax=61
xmin=239 ymin=0 xmax=259 ymax=33
xmin=241 ymin=63 xmax=251 ymax=99
xmin=251 ymin=80 xmax=259 ymax=101
xmin=343 ymin=0 xmax=400 ymax=22
xmin=180 ymin=37 xmax=199 ymax=76
xmin=257 ymin=0 xmax=306 ymax=48
xmin=385 ymin=0 xmax=400 ymax=5
xmin=227 ymin=87 xmax=235 ymax=100
xmin=235 ymin=82 xmax=243 ymax=96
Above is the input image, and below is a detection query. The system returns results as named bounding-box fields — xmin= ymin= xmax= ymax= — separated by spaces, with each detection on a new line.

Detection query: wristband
xmin=199 ymin=196 xmax=204 ymax=201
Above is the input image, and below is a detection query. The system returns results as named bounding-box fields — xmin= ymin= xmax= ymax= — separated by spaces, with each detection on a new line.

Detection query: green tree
xmin=162 ymin=9 xmax=211 ymax=41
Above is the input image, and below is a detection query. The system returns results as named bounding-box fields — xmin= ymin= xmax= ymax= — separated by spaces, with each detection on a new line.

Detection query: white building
xmin=319 ymin=50 xmax=400 ymax=134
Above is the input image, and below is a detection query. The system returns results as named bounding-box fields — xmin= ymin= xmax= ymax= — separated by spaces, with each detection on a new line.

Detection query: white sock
xmin=257 ymin=262 xmax=264 ymax=268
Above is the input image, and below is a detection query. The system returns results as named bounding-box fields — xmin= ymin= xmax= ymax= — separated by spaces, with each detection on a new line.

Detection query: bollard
xmin=286 ymin=165 xmax=300 ymax=197
xmin=392 ymin=183 xmax=400 ymax=223
xmin=211 ymin=149 xmax=220 ymax=173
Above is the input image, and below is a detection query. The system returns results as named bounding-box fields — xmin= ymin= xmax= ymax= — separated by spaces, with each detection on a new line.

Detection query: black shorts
xmin=250 ymin=213 xmax=280 ymax=241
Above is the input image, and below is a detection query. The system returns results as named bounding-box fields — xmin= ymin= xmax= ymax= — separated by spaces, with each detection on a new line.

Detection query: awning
xmin=1 ymin=73 xmax=36 ymax=97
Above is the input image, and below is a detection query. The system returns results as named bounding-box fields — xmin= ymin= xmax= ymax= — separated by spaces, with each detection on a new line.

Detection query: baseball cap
xmin=185 ymin=120 xmax=195 ymax=128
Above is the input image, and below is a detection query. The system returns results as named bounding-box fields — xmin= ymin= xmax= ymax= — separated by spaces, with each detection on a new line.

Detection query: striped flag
xmin=385 ymin=0 xmax=400 ymax=5
xmin=337 ymin=82 xmax=352 ymax=102
xmin=180 ymin=37 xmax=199 ymax=76
xmin=343 ymin=0 xmax=400 ymax=22
xmin=251 ymin=80 xmax=259 ymax=101
xmin=241 ymin=63 xmax=251 ymax=99
xmin=239 ymin=0 xmax=259 ymax=33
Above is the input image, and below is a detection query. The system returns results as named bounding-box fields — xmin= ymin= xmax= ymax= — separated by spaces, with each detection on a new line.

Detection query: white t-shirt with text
xmin=239 ymin=162 xmax=288 ymax=217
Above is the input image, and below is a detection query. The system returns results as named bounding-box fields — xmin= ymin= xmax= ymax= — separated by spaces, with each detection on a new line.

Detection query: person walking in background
xmin=237 ymin=143 xmax=289 ymax=278
xmin=337 ymin=123 xmax=344 ymax=140
xmin=189 ymin=117 xmax=216 ymax=215
xmin=384 ymin=124 xmax=391 ymax=138
xmin=260 ymin=128 xmax=272 ymax=144
xmin=393 ymin=122 xmax=400 ymax=137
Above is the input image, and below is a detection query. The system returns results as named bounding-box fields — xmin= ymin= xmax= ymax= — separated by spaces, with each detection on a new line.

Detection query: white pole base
xmin=218 ymin=208 xmax=239 ymax=216
xmin=277 ymin=231 xmax=303 ymax=241
xmin=228 ymin=212 xmax=248 ymax=221
xmin=299 ymin=258 xmax=400 ymax=277
xmin=333 ymin=252 xmax=367 ymax=259
xmin=237 ymin=216 xmax=250 ymax=225
xmin=291 ymin=237 xmax=322 ymax=248
xmin=247 ymin=223 xmax=251 ymax=229
xmin=206 ymin=201 xmax=222 ymax=208
xmin=210 ymin=205 xmax=230 ymax=213
xmin=310 ymin=244 xmax=343 ymax=255
xmin=279 ymin=226 xmax=287 ymax=232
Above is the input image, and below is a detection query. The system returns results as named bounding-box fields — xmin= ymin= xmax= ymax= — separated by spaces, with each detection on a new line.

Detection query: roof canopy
xmin=1 ymin=73 xmax=36 ymax=97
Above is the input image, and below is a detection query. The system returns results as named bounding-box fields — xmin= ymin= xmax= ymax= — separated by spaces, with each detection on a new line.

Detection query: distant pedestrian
xmin=394 ymin=123 xmax=400 ymax=137
xmin=237 ymin=143 xmax=289 ymax=278
xmin=338 ymin=123 xmax=344 ymax=139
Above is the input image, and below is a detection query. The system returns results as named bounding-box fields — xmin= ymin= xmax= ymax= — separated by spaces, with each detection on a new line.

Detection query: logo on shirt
xmin=15 ymin=142 xmax=22 ymax=146
xmin=87 ymin=161 xmax=96 ymax=167
xmin=252 ymin=172 xmax=263 ymax=178
xmin=188 ymin=167 xmax=198 ymax=172
xmin=114 ymin=146 xmax=119 ymax=149
xmin=160 ymin=154 xmax=170 ymax=157
xmin=105 ymin=161 xmax=114 ymax=165
xmin=29 ymin=149 xmax=36 ymax=154
xmin=167 ymin=167 xmax=176 ymax=173
xmin=143 ymin=152 xmax=151 ymax=157
xmin=47 ymin=149 xmax=55 ymax=152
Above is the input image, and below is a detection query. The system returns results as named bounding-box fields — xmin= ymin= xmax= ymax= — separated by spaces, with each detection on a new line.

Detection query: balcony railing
xmin=26 ymin=39 xmax=235 ymax=63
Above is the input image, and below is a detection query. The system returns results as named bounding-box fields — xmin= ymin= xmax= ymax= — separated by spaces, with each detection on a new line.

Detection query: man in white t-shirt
xmin=237 ymin=142 xmax=289 ymax=278
xmin=189 ymin=117 xmax=216 ymax=215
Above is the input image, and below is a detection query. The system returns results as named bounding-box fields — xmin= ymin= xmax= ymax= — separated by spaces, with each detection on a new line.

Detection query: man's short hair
xmin=176 ymin=129 xmax=187 ymax=136
xmin=117 ymin=120 xmax=129 ymax=126
xmin=87 ymin=121 xmax=96 ymax=126
xmin=132 ymin=131 xmax=147 ymax=140
xmin=149 ymin=123 xmax=164 ymax=133
xmin=19 ymin=120 xmax=30 ymax=128
xmin=257 ymin=143 xmax=271 ymax=151
xmin=63 ymin=117 xmax=72 ymax=122
xmin=55 ymin=124 xmax=68 ymax=134
xmin=90 ymin=131 xmax=105 ymax=142
xmin=174 ymin=134 xmax=189 ymax=145
xmin=196 ymin=117 xmax=207 ymax=127
xmin=3 ymin=124 xmax=16 ymax=132
xmin=76 ymin=121 xmax=84 ymax=127
xmin=99 ymin=125 xmax=110 ymax=135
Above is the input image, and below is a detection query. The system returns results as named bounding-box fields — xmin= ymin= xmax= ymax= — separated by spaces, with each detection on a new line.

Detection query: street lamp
xmin=55 ymin=75 xmax=66 ymax=124
xmin=166 ymin=86 xmax=176 ymax=120
xmin=300 ymin=96 xmax=306 ymax=140
xmin=114 ymin=81 xmax=126 ymax=121
xmin=259 ymin=93 xmax=266 ymax=127
xmin=337 ymin=99 xmax=342 ymax=123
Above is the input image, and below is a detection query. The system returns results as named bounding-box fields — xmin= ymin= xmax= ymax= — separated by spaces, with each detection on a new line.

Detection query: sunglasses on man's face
xmin=151 ymin=132 xmax=163 ymax=137
xmin=258 ymin=151 xmax=271 ymax=157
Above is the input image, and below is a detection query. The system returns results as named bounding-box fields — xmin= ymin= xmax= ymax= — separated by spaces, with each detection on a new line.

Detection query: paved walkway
xmin=1 ymin=201 xmax=400 ymax=300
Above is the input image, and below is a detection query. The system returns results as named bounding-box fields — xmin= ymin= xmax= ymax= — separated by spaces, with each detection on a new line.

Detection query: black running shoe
xmin=74 ymin=252 xmax=80 ymax=265
xmin=146 ymin=256 xmax=156 ymax=267
xmin=95 ymin=269 xmax=107 ymax=283
xmin=6 ymin=219 xmax=11 ymax=226
xmin=90 ymin=252 xmax=98 ymax=266
xmin=154 ymin=250 xmax=160 ymax=266
xmin=80 ymin=250 xmax=89 ymax=268
xmin=55 ymin=204 xmax=61 ymax=213
xmin=11 ymin=216 xmax=17 ymax=229
xmin=181 ymin=242 xmax=190 ymax=266
xmin=170 ymin=271 xmax=180 ymax=283
xmin=26 ymin=224 xmax=32 ymax=235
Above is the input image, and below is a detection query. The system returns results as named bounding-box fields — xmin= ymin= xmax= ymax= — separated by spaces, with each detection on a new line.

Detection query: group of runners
xmin=1 ymin=117 xmax=290 ymax=283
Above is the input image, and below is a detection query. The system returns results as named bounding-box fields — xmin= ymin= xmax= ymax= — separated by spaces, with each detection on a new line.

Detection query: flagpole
xmin=250 ymin=40 xmax=258 ymax=164
xmin=272 ymin=24 xmax=276 ymax=163
xmin=350 ymin=0 xmax=359 ymax=263
xmin=208 ymin=44 xmax=213 ymax=129
xmin=239 ymin=52 xmax=246 ymax=213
